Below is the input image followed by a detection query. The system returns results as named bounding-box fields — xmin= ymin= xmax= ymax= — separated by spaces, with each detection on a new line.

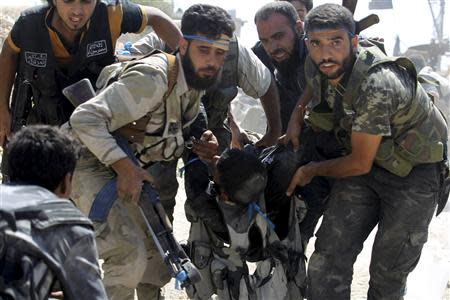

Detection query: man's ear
xmin=295 ymin=20 xmax=304 ymax=33
xmin=179 ymin=38 xmax=188 ymax=55
xmin=54 ymin=173 xmax=73 ymax=198
xmin=351 ymin=34 xmax=359 ymax=50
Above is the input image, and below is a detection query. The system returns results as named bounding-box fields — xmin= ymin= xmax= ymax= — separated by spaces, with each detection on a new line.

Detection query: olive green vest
xmin=304 ymin=44 xmax=447 ymax=177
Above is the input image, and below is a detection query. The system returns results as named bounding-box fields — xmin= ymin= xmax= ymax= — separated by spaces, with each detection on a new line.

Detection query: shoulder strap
xmin=341 ymin=46 xmax=416 ymax=108
xmin=161 ymin=52 xmax=179 ymax=101
xmin=115 ymin=50 xmax=179 ymax=143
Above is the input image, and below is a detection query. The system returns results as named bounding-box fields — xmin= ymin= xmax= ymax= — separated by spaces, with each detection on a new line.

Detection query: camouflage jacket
xmin=70 ymin=53 xmax=202 ymax=166
xmin=305 ymin=44 xmax=447 ymax=176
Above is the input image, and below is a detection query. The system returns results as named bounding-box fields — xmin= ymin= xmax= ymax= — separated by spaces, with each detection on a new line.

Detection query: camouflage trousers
xmin=71 ymin=149 xmax=171 ymax=300
xmin=307 ymin=163 xmax=440 ymax=300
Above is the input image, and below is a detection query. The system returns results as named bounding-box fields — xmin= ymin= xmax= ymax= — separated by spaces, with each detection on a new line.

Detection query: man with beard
xmin=255 ymin=1 xmax=308 ymax=132
xmin=252 ymin=0 xmax=313 ymax=80
xmin=68 ymin=4 xmax=235 ymax=300
xmin=287 ymin=4 xmax=448 ymax=299
xmin=255 ymin=1 xmax=345 ymax=247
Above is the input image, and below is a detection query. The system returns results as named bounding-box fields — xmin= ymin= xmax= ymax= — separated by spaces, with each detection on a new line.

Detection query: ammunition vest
xmin=305 ymin=45 xmax=447 ymax=177
xmin=95 ymin=52 xmax=196 ymax=164
xmin=202 ymin=37 xmax=239 ymax=130
xmin=186 ymin=191 xmax=306 ymax=299
xmin=12 ymin=2 xmax=116 ymax=127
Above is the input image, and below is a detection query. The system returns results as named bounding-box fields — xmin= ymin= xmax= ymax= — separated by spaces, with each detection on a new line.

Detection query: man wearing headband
xmin=68 ymin=4 xmax=235 ymax=300
xmin=286 ymin=4 xmax=447 ymax=299
xmin=124 ymin=11 xmax=283 ymax=252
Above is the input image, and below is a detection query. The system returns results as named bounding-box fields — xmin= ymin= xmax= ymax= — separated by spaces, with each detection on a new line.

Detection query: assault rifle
xmin=62 ymin=79 xmax=201 ymax=290
xmin=10 ymin=78 xmax=32 ymax=134
xmin=342 ymin=0 xmax=380 ymax=34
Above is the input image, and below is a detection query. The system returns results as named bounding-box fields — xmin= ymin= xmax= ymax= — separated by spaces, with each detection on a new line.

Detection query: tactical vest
xmin=185 ymin=190 xmax=306 ymax=300
xmin=12 ymin=2 xmax=116 ymax=128
xmin=0 ymin=185 xmax=93 ymax=300
xmin=304 ymin=45 xmax=447 ymax=177
xmin=95 ymin=52 xmax=197 ymax=164
xmin=202 ymin=37 xmax=239 ymax=130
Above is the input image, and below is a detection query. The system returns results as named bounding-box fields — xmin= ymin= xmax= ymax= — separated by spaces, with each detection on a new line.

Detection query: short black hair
xmin=216 ymin=149 xmax=267 ymax=205
xmin=282 ymin=0 xmax=314 ymax=12
xmin=7 ymin=125 xmax=80 ymax=191
xmin=304 ymin=3 xmax=355 ymax=35
xmin=181 ymin=4 xmax=235 ymax=39
xmin=47 ymin=0 xmax=99 ymax=7
xmin=254 ymin=2 xmax=299 ymax=27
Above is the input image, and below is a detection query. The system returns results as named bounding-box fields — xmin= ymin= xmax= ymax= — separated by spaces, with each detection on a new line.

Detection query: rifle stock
xmin=356 ymin=14 xmax=380 ymax=34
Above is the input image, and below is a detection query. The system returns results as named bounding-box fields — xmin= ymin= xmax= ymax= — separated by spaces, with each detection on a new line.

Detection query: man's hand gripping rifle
xmin=63 ymin=79 xmax=202 ymax=290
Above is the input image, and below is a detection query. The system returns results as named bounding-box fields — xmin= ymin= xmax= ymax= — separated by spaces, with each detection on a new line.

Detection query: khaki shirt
xmin=70 ymin=53 xmax=202 ymax=166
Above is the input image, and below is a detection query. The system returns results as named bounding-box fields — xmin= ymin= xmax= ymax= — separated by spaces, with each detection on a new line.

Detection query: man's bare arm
xmin=280 ymin=85 xmax=312 ymax=150
xmin=287 ymin=131 xmax=382 ymax=195
xmin=255 ymin=76 xmax=282 ymax=147
xmin=142 ymin=7 xmax=182 ymax=51
xmin=0 ymin=41 xmax=19 ymax=146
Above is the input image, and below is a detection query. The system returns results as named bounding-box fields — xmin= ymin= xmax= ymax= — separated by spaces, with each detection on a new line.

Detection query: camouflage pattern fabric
xmin=67 ymin=52 xmax=201 ymax=299
xmin=71 ymin=148 xmax=171 ymax=300
xmin=307 ymin=163 xmax=439 ymax=300
xmin=304 ymin=45 xmax=445 ymax=299
xmin=70 ymin=53 xmax=202 ymax=166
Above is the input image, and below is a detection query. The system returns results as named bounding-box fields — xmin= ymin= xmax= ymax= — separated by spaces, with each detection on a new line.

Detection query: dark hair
xmin=181 ymin=4 xmax=235 ymax=39
xmin=7 ymin=125 xmax=80 ymax=191
xmin=254 ymin=2 xmax=299 ymax=27
xmin=216 ymin=149 xmax=267 ymax=205
xmin=304 ymin=3 xmax=355 ymax=35
xmin=283 ymin=0 xmax=314 ymax=12
xmin=47 ymin=0 xmax=98 ymax=7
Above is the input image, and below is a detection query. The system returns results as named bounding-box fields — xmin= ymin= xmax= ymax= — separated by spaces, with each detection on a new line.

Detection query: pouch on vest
xmin=191 ymin=241 xmax=213 ymax=270
xmin=437 ymin=160 xmax=450 ymax=216
xmin=94 ymin=50 xmax=179 ymax=145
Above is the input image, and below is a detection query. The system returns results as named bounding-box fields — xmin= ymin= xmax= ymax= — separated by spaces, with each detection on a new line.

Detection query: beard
xmin=318 ymin=47 xmax=355 ymax=80
xmin=271 ymin=33 xmax=301 ymax=75
xmin=182 ymin=51 xmax=220 ymax=90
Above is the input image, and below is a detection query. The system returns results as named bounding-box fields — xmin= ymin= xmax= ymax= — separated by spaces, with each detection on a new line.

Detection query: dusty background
xmin=0 ymin=4 xmax=449 ymax=299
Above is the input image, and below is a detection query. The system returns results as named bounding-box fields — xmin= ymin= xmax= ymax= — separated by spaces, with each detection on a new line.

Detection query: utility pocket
xmin=191 ymin=241 xmax=212 ymax=270
xmin=254 ymin=258 xmax=288 ymax=300
xmin=390 ymin=230 xmax=428 ymax=273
